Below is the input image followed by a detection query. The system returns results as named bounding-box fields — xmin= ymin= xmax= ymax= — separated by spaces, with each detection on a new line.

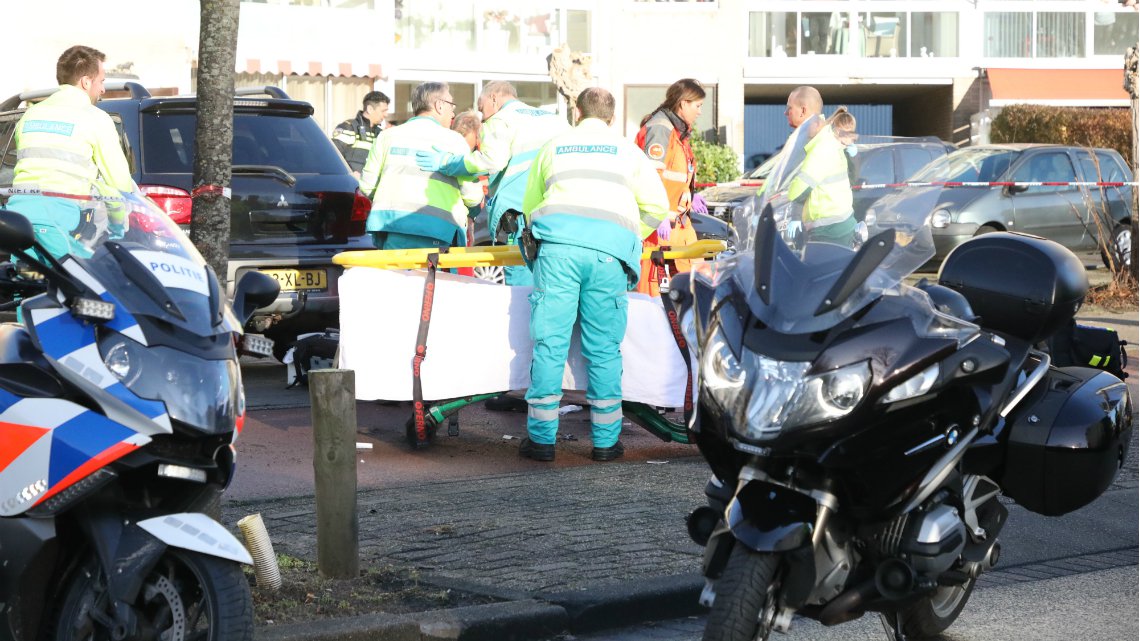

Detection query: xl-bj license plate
xmin=261 ymin=268 xmax=327 ymax=291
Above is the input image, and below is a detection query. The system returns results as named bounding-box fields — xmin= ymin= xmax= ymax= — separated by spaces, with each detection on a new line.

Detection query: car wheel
xmin=1101 ymin=224 xmax=1132 ymax=272
xmin=974 ymin=224 xmax=1001 ymax=237
xmin=472 ymin=264 xmax=505 ymax=285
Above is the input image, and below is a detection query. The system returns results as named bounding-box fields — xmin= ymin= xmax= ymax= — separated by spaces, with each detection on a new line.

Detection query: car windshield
xmin=747 ymin=154 xmax=780 ymax=180
xmin=912 ymin=147 xmax=1018 ymax=183
xmin=708 ymin=115 xmax=940 ymax=334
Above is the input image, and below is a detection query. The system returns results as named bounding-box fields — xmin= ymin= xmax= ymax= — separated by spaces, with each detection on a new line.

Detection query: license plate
xmin=261 ymin=268 xmax=327 ymax=291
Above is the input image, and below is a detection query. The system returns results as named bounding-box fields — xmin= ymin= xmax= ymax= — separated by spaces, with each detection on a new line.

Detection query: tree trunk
xmin=1126 ymin=46 xmax=1139 ymax=280
xmin=191 ymin=0 xmax=239 ymax=285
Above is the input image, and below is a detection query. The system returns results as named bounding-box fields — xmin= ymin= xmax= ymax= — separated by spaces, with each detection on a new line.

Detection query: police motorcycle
xmin=0 ymin=186 xmax=279 ymax=640
xmin=675 ymin=118 xmax=1133 ymax=641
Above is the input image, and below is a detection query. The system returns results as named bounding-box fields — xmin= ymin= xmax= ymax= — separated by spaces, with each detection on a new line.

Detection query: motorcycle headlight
xmin=881 ymin=363 xmax=939 ymax=404
xmin=700 ymin=323 xmax=872 ymax=443
xmin=931 ymin=209 xmax=952 ymax=228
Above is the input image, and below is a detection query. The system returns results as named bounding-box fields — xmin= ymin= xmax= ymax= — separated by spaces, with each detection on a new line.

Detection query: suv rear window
xmin=141 ymin=113 xmax=347 ymax=175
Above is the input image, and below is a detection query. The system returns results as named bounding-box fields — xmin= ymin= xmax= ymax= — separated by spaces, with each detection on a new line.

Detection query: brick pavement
xmin=222 ymin=458 xmax=712 ymax=596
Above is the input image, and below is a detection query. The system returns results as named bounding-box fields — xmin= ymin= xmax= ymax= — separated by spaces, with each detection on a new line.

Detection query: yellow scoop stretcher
xmin=332 ymin=239 xmax=726 ymax=270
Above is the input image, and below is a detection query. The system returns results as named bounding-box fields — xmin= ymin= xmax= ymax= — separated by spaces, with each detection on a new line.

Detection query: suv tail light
xmin=352 ymin=189 xmax=371 ymax=223
xmin=140 ymin=185 xmax=193 ymax=225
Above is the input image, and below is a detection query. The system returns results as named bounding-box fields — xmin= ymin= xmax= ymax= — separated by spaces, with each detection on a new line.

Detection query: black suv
xmin=0 ymin=82 xmax=369 ymax=358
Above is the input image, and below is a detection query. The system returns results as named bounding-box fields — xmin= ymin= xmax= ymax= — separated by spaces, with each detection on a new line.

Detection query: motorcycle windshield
xmin=721 ymin=120 xmax=942 ymax=334
xmin=18 ymin=187 xmax=241 ymax=335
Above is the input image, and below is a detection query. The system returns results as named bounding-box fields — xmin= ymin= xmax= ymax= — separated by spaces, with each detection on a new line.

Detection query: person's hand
xmin=415 ymin=146 xmax=447 ymax=173
xmin=656 ymin=217 xmax=673 ymax=242
xmin=691 ymin=192 xmax=708 ymax=214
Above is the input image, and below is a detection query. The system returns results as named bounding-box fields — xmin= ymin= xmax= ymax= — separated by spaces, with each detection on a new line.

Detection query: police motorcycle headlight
xmin=97 ymin=330 xmax=241 ymax=434
xmin=699 ymin=325 xmax=872 ymax=443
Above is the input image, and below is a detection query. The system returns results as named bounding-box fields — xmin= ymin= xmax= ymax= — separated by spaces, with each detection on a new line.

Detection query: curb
xmin=252 ymin=573 xmax=706 ymax=641
xmin=541 ymin=573 xmax=705 ymax=634
xmin=256 ymin=600 xmax=566 ymax=641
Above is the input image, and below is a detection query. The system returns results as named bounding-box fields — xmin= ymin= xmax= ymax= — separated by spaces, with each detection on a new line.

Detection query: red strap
xmin=651 ymin=250 xmax=694 ymax=423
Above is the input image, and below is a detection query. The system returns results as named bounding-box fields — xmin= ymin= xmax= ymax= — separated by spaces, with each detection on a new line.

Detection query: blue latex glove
xmin=656 ymin=218 xmax=672 ymax=242
xmin=691 ymin=192 xmax=708 ymax=214
xmin=108 ymin=222 xmax=126 ymax=240
xmin=415 ymin=146 xmax=446 ymax=173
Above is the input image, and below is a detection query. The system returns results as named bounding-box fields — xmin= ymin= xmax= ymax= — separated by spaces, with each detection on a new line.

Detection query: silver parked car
xmin=878 ymin=144 xmax=1133 ymax=270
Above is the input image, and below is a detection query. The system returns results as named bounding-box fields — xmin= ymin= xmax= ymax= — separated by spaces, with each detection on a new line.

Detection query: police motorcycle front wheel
xmin=51 ymin=550 xmax=252 ymax=641
xmin=702 ymin=546 xmax=783 ymax=641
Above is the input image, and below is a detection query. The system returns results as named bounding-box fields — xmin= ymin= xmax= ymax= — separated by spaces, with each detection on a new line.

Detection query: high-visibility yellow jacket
xmin=331 ymin=111 xmax=381 ymax=174
xmin=359 ymin=116 xmax=483 ymax=245
xmin=522 ymin=118 xmax=669 ymax=280
xmin=13 ymin=84 xmax=134 ymax=197
xmin=451 ymin=100 xmax=568 ymax=237
xmin=787 ymin=124 xmax=854 ymax=230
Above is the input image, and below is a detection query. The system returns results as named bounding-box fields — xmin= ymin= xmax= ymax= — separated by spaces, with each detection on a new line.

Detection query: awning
xmin=240 ymin=59 xmax=382 ymax=79
xmin=988 ymin=68 xmax=1128 ymax=107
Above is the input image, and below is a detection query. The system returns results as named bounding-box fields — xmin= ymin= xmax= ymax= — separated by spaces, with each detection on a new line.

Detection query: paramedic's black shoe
xmin=592 ymin=441 xmax=625 ymax=462
xmin=485 ymin=394 xmax=528 ymax=412
xmin=518 ymin=437 xmax=555 ymax=462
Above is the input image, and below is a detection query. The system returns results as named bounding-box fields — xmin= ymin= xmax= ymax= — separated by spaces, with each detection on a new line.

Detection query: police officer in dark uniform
xmin=332 ymin=91 xmax=390 ymax=177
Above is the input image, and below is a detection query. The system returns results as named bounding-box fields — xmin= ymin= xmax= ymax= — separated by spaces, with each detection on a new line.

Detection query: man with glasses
xmin=359 ymin=81 xmax=481 ymax=250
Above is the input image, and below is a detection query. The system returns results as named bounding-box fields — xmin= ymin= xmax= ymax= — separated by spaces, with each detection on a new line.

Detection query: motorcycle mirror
xmin=232 ymin=271 xmax=280 ymax=326
xmin=0 ymin=210 xmax=37 ymax=253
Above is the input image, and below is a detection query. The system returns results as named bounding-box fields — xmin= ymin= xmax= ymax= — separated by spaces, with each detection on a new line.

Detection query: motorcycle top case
xmin=1000 ymin=366 xmax=1133 ymax=516
xmin=938 ymin=232 xmax=1086 ymax=343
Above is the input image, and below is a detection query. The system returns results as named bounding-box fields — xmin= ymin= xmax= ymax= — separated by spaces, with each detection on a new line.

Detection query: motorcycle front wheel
xmin=52 ymin=549 xmax=253 ymax=641
xmin=702 ymin=545 xmax=782 ymax=641
xmin=884 ymin=577 xmax=976 ymax=639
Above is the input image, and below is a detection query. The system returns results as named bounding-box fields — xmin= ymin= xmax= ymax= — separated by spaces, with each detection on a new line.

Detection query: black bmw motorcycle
xmin=675 ymin=125 xmax=1133 ymax=641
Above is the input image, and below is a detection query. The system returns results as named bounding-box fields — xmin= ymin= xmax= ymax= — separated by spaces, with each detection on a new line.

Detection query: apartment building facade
xmin=4 ymin=0 xmax=1136 ymax=164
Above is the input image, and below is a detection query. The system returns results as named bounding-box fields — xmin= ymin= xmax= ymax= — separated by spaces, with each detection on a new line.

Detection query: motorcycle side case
xmin=938 ymin=232 xmax=1086 ymax=343
xmin=1001 ymin=366 xmax=1133 ymax=516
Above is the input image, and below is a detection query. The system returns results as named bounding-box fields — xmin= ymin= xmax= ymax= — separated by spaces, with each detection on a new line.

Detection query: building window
xmin=750 ymin=10 xmax=957 ymax=59
xmin=395 ymin=3 xmax=591 ymax=54
xmin=1037 ymin=12 xmax=1084 ymax=58
xmin=624 ymin=85 xmax=718 ymax=142
xmin=241 ymin=0 xmax=375 ymax=7
xmin=749 ymin=12 xmax=797 ymax=58
xmin=859 ymin=12 xmax=905 ymax=58
xmin=392 ymin=81 xmax=477 ymax=124
xmin=1093 ymin=10 xmax=1137 ymax=56
xmin=985 ymin=11 xmax=1086 ymax=58
xmin=984 ymin=12 xmax=1033 ymax=57
xmin=513 ymin=81 xmax=560 ymax=112
xmin=910 ymin=12 xmax=957 ymax=58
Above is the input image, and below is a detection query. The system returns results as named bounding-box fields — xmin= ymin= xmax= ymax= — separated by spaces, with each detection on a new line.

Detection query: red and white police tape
xmin=694 ymin=180 xmax=1139 ymax=190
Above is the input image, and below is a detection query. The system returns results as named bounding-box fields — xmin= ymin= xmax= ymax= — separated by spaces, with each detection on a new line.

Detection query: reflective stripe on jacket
xmin=787 ymin=124 xmax=854 ymax=230
xmin=461 ymin=100 xmax=568 ymax=236
xmin=359 ymin=117 xmax=482 ymax=244
xmin=636 ymin=109 xmax=694 ymax=214
xmin=332 ymin=111 xmax=380 ymax=173
xmin=13 ymin=84 xmax=134 ymax=197
xmin=522 ymin=118 xmax=669 ymax=276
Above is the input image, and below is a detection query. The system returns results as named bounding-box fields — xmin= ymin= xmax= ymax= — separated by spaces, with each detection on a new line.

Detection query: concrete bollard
xmin=309 ymin=368 xmax=359 ymax=579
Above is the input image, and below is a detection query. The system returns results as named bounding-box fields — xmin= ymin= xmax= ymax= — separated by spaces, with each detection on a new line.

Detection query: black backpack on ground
xmin=288 ymin=330 xmax=340 ymax=387
xmin=1047 ymin=320 xmax=1129 ymax=380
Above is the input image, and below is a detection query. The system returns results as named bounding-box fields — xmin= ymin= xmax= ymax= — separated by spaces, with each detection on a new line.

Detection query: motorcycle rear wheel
xmin=884 ymin=577 xmax=976 ymax=639
xmin=52 ymin=549 xmax=253 ymax=641
xmin=702 ymin=545 xmax=782 ymax=641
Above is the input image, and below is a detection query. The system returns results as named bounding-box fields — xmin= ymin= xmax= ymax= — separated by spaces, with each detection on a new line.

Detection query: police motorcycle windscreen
xmin=12 ymin=188 xmax=245 ymax=434
xmin=723 ymin=116 xmax=944 ymax=335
